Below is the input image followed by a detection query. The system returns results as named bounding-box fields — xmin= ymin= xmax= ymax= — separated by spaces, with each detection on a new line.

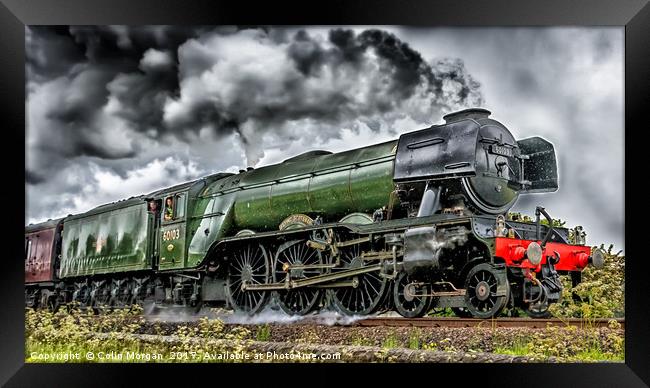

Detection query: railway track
xmin=353 ymin=317 xmax=625 ymax=330
xmin=60 ymin=305 xmax=625 ymax=330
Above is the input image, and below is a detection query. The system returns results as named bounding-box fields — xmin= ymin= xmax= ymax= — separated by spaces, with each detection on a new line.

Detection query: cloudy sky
xmin=25 ymin=26 xmax=624 ymax=250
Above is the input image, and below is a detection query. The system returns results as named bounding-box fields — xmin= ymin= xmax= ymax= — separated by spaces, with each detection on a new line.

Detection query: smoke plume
xmin=27 ymin=26 xmax=483 ymax=172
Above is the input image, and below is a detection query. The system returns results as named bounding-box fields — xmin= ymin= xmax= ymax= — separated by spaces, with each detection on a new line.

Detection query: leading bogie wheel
xmin=393 ymin=272 xmax=432 ymax=318
xmin=463 ymin=262 xmax=510 ymax=319
xmin=526 ymin=302 xmax=552 ymax=318
xmin=525 ymin=290 xmax=552 ymax=318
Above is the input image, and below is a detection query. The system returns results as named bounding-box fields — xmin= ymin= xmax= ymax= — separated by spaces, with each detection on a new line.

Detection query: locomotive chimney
xmin=442 ymin=108 xmax=491 ymax=123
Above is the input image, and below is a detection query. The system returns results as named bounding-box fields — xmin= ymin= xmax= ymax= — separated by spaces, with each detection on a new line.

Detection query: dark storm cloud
xmin=287 ymin=29 xmax=325 ymax=76
xmin=105 ymin=52 xmax=178 ymax=134
xmin=164 ymin=28 xmax=483 ymax=163
xmin=327 ymin=29 xmax=431 ymax=97
xmin=26 ymin=26 xmax=85 ymax=82
xmin=26 ymin=26 xmax=207 ymax=180
xmin=25 ymin=170 xmax=45 ymax=185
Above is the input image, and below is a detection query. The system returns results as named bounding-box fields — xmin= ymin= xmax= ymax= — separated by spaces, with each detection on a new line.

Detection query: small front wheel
xmin=463 ymin=262 xmax=510 ymax=319
xmin=393 ymin=272 xmax=432 ymax=318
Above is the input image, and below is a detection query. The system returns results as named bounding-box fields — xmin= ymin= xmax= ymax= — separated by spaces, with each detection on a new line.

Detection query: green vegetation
xmin=550 ymin=244 xmax=625 ymax=319
xmin=25 ymin=306 xmax=624 ymax=362
xmin=408 ymin=329 xmax=421 ymax=350
xmin=506 ymin=211 xmax=566 ymax=227
xmin=25 ymin=305 xmax=253 ymax=363
xmin=381 ymin=331 xmax=399 ymax=349
xmin=350 ymin=333 xmax=373 ymax=346
xmin=492 ymin=322 xmax=624 ymax=361
xmin=255 ymin=324 xmax=271 ymax=342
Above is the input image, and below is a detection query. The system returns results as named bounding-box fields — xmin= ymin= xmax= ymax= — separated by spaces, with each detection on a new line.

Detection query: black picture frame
xmin=2 ymin=0 xmax=647 ymax=386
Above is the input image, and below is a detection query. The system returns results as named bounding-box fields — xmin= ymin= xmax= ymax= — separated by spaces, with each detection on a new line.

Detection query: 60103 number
xmin=162 ymin=229 xmax=180 ymax=241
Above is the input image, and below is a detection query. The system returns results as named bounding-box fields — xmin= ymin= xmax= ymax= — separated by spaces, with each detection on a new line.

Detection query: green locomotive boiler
xmin=25 ymin=108 xmax=603 ymax=319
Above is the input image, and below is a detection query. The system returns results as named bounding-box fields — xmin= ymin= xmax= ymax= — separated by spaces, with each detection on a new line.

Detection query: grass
xmin=574 ymin=347 xmax=624 ymax=362
xmin=350 ymin=334 xmax=373 ymax=346
xmin=408 ymin=329 xmax=421 ymax=350
xmin=255 ymin=324 xmax=271 ymax=342
xmin=493 ymin=341 xmax=624 ymax=362
xmin=493 ymin=340 xmax=532 ymax=357
xmin=381 ymin=332 xmax=399 ymax=349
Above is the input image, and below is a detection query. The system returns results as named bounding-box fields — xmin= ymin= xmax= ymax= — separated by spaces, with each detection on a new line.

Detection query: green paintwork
xmin=186 ymin=193 xmax=236 ymax=267
xmin=184 ymin=140 xmax=398 ymax=266
xmin=234 ymin=140 xmax=396 ymax=230
xmin=158 ymin=192 xmax=187 ymax=270
xmin=59 ymin=198 xmax=152 ymax=278
xmin=150 ymin=173 xmax=232 ymax=270
xmin=159 ymin=221 xmax=186 ymax=270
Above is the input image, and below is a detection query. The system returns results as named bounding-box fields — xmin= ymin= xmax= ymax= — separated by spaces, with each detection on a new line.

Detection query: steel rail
xmin=353 ymin=317 xmax=625 ymax=330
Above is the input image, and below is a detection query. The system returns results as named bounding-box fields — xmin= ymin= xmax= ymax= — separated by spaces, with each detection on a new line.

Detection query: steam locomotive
xmin=25 ymin=108 xmax=604 ymax=319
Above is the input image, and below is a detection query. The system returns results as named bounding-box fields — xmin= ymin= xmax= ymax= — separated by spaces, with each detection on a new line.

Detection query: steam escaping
xmin=143 ymin=302 xmax=368 ymax=326
xmin=403 ymin=225 xmax=470 ymax=273
xmin=222 ymin=306 xmax=367 ymax=326
xmin=427 ymin=226 xmax=470 ymax=252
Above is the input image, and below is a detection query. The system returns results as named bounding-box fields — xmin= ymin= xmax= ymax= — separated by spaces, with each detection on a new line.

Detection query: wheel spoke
xmin=360 ymin=283 xmax=369 ymax=309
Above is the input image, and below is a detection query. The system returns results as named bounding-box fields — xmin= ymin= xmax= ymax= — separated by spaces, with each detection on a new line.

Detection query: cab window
xmin=163 ymin=194 xmax=186 ymax=222
xmin=175 ymin=193 xmax=186 ymax=218
xmin=163 ymin=196 xmax=175 ymax=221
